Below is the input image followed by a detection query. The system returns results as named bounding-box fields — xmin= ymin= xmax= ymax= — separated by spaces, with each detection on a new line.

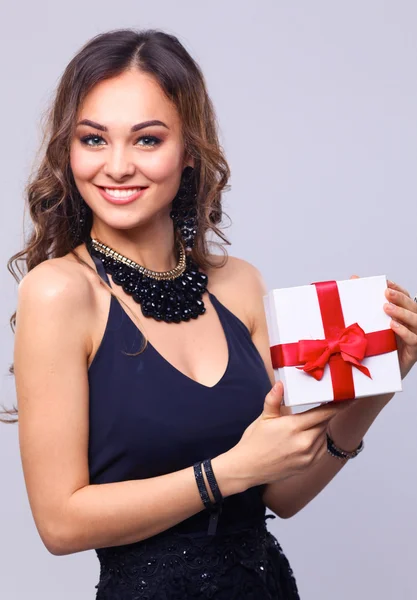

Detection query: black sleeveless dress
xmin=87 ymin=250 xmax=300 ymax=599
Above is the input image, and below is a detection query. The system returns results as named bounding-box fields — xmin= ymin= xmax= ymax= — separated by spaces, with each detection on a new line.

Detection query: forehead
xmin=77 ymin=69 xmax=180 ymax=130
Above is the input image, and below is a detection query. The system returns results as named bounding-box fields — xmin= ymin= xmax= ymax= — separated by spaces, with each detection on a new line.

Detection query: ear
xmin=183 ymin=151 xmax=195 ymax=170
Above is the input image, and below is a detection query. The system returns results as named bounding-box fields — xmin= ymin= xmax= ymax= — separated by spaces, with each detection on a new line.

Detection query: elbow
xmin=43 ymin=533 xmax=70 ymax=557
xmin=46 ymin=541 xmax=67 ymax=557
xmin=265 ymin=507 xmax=293 ymax=520
xmin=263 ymin=488 xmax=305 ymax=520
xmin=46 ymin=538 xmax=73 ymax=557
xmin=267 ymin=504 xmax=302 ymax=520
xmin=277 ymin=508 xmax=298 ymax=520
xmin=278 ymin=502 xmax=305 ymax=519
xmin=41 ymin=520 xmax=78 ymax=556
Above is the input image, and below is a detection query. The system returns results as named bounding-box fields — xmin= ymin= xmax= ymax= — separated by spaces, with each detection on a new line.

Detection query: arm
xmin=261 ymin=393 xmax=393 ymax=519
xmin=14 ymin=262 xmax=247 ymax=556
xmin=243 ymin=262 xmax=397 ymax=519
xmin=62 ymin=452 xmax=241 ymax=555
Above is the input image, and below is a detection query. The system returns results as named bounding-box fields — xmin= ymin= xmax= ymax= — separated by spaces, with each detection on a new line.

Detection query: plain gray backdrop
xmin=1 ymin=1 xmax=416 ymax=598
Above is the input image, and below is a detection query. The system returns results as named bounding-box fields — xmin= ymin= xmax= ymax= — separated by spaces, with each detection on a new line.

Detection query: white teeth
xmin=103 ymin=187 xmax=141 ymax=198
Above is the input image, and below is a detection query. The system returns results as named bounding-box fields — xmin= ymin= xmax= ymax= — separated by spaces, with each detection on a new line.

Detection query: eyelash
xmin=79 ymin=133 xmax=162 ymax=148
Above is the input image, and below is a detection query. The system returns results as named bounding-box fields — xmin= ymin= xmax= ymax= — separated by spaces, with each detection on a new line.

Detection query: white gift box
xmin=263 ymin=276 xmax=403 ymax=407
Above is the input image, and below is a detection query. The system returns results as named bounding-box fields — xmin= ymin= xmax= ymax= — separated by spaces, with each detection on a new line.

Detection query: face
xmin=70 ymin=69 xmax=193 ymax=237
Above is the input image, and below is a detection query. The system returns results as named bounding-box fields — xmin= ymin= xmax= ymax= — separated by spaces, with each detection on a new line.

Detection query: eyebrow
xmin=76 ymin=119 xmax=169 ymax=132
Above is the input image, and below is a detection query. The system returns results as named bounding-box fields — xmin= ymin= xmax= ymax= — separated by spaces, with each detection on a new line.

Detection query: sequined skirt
xmin=94 ymin=515 xmax=300 ymax=599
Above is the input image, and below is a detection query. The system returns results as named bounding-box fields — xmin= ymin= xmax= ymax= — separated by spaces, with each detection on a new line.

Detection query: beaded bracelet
xmin=326 ymin=432 xmax=364 ymax=460
xmin=193 ymin=462 xmax=212 ymax=511
xmin=193 ymin=460 xmax=223 ymax=536
xmin=202 ymin=459 xmax=223 ymax=506
xmin=202 ymin=459 xmax=224 ymax=535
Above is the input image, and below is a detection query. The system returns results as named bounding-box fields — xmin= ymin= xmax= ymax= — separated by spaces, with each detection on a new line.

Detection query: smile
xmin=96 ymin=185 xmax=148 ymax=205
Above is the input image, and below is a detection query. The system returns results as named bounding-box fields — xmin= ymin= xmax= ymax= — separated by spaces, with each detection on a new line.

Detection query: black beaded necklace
xmin=86 ymin=235 xmax=209 ymax=323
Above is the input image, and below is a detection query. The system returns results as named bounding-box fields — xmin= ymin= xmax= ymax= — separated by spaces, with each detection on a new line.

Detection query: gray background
xmin=1 ymin=1 xmax=416 ymax=598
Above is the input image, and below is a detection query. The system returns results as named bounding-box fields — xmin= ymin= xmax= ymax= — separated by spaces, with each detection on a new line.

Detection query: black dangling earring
xmin=70 ymin=192 xmax=92 ymax=244
xmin=170 ymin=166 xmax=198 ymax=250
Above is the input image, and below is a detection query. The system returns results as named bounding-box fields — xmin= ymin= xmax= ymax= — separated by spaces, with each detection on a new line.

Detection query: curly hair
xmin=2 ymin=28 xmax=232 ymax=424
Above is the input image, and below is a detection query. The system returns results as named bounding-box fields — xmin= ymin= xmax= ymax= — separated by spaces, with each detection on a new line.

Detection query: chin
xmin=91 ymin=208 xmax=160 ymax=233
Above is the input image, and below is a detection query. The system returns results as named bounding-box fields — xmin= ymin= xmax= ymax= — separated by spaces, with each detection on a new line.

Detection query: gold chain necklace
xmin=89 ymin=236 xmax=187 ymax=281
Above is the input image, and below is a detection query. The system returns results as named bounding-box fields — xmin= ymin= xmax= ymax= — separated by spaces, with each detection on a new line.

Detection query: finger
xmin=387 ymin=280 xmax=411 ymax=299
xmin=390 ymin=319 xmax=417 ymax=346
xmin=296 ymin=400 xmax=355 ymax=429
xmin=262 ymin=381 xmax=284 ymax=419
xmin=349 ymin=274 xmax=360 ymax=280
xmin=384 ymin=302 xmax=417 ymax=333
xmin=385 ymin=287 xmax=417 ymax=313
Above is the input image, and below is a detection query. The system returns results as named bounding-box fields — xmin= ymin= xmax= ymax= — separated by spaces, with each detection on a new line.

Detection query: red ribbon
xmin=270 ymin=281 xmax=397 ymax=401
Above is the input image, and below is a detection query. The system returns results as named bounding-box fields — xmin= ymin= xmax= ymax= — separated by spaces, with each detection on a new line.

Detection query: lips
xmin=96 ymin=185 xmax=148 ymax=205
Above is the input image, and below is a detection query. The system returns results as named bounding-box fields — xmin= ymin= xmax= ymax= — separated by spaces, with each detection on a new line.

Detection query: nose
xmin=103 ymin=145 xmax=136 ymax=180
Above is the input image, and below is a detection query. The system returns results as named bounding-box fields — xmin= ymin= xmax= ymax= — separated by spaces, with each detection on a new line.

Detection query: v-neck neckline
xmin=87 ymin=248 xmax=232 ymax=389
xmin=119 ymin=290 xmax=232 ymax=390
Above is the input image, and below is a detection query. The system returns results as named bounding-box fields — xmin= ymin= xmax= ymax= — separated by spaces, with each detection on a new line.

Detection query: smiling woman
xmin=3 ymin=28 xmax=302 ymax=599
xmin=3 ymin=27 xmax=364 ymax=600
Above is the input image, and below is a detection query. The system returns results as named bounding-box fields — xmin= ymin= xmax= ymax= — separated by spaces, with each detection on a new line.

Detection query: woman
xmin=7 ymin=29 xmax=417 ymax=599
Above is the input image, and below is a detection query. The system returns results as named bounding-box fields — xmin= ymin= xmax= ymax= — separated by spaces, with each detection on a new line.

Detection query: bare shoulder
xmin=206 ymin=253 xmax=267 ymax=333
xmin=18 ymin=252 xmax=94 ymax=312
xmin=16 ymin=254 xmax=96 ymax=356
xmin=207 ymin=253 xmax=265 ymax=288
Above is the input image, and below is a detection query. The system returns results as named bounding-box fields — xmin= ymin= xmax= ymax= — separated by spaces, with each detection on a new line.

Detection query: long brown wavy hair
xmin=1 ymin=28 xmax=231 ymax=424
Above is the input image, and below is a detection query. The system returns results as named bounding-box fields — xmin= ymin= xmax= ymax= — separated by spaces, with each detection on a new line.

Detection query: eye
xmin=80 ymin=133 xmax=106 ymax=147
xmin=136 ymin=135 xmax=162 ymax=148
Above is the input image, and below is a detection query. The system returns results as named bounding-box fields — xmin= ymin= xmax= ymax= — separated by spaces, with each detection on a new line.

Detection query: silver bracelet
xmin=326 ymin=431 xmax=364 ymax=460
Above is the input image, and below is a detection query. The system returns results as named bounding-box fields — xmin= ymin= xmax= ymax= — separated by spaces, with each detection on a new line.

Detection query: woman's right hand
xmin=233 ymin=381 xmax=355 ymax=488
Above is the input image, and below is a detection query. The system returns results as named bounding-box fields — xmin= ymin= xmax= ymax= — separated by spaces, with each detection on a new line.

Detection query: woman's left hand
xmin=383 ymin=280 xmax=417 ymax=380
xmin=350 ymin=275 xmax=417 ymax=380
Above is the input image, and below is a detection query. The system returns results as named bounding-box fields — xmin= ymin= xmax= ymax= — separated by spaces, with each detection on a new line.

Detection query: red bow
xmin=297 ymin=322 xmax=371 ymax=381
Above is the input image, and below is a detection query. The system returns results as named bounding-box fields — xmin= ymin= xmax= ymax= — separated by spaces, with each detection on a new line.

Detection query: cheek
xmin=70 ymin=144 xmax=100 ymax=181
xmin=142 ymin=143 xmax=185 ymax=184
